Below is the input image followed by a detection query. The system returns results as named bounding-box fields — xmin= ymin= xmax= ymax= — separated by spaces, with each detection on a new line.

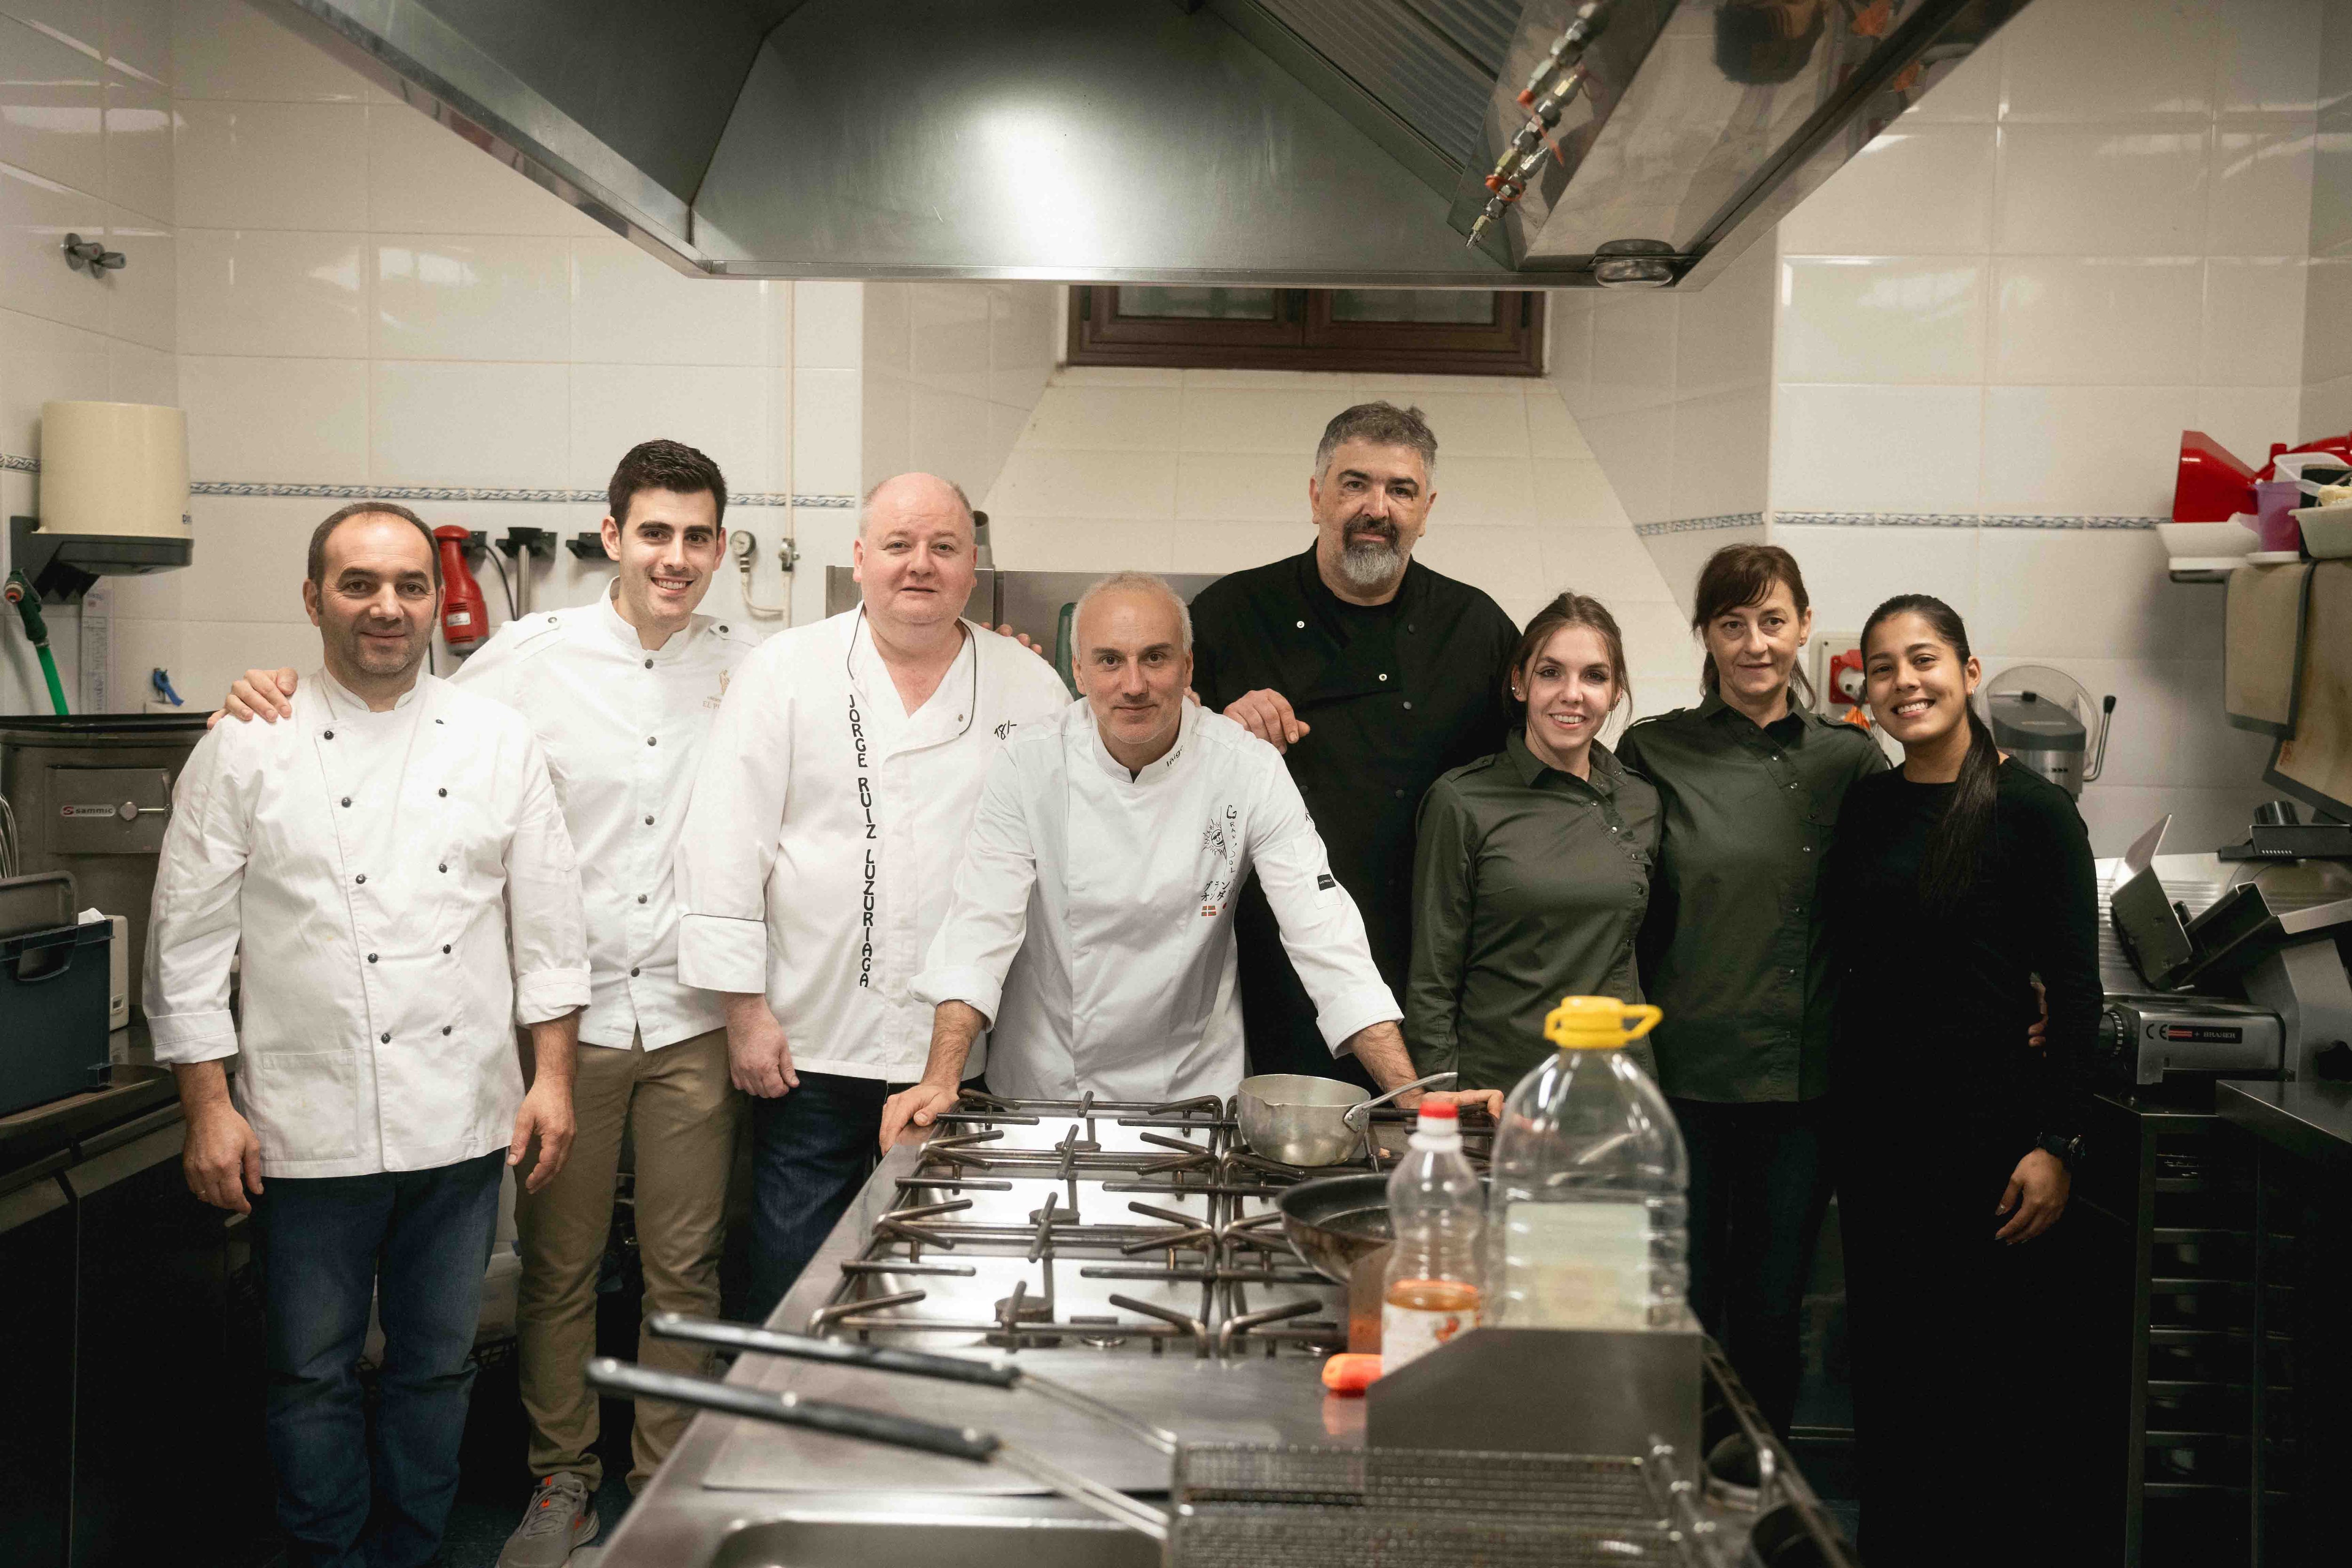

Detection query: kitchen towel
xmin=2267 ymin=559 xmax=2352 ymax=819
xmin=2225 ymin=559 xmax=2314 ymax=736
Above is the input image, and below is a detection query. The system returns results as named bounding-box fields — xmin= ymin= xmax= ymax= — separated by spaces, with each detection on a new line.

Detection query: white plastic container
xmin=1380 ymin=1100 xmax=1485 ymax=1373
xmin=1485 ymin=996 xmax=1688 ymax=1330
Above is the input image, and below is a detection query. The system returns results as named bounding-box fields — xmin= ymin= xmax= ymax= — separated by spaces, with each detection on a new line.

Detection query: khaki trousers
xmin=515 ymin=1027 xmax=741 ymax=1491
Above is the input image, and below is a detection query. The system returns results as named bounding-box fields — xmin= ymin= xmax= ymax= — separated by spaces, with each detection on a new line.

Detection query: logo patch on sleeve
xmin=1316 ymin=872 xmax=1336 ymax=891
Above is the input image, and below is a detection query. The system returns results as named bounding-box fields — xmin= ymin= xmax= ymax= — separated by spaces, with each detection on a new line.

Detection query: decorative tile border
xmin=1632 ymin=512 xmax=1763 ymax=537
xmin=1774 ymin=511 xmax=2161 ymax=530
xmin=0 ymin=456 xmax=855 ymax=509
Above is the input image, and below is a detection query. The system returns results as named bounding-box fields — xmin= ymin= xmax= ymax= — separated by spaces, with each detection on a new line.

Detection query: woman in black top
xmin=1827 ymin=595 xmax=2098 ymax=1568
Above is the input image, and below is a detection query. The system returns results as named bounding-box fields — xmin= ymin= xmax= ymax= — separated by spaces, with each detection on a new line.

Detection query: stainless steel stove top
xmin=791 ymin=1090 xmax=1478 ymax=1361
xmin=696 ymin=1090 xmax=1481 ymax=1496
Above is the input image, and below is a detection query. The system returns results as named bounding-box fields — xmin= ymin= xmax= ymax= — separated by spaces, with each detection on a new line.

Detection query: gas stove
xmin=792 ymin=1089 xmax=1490 ymax=1361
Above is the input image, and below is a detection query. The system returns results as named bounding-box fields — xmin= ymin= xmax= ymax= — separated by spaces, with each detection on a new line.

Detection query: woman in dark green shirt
xmin=1408 ymin=591 xmax=1660 ymax=1092
xmin=1612 ymin=544 xmax=1885 ymax=1440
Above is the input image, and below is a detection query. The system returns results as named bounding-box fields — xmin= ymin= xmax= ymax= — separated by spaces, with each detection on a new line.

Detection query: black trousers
xmin=1671 ymin=1096 xmax=1835 ymax=1438
xmin=1836 ymin=1111 xmax=2094 ymax=1568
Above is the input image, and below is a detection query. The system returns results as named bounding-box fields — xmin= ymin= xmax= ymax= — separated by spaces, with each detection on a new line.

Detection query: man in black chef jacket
xmin=1190 ymin=402 xmax=1518 ymax=1088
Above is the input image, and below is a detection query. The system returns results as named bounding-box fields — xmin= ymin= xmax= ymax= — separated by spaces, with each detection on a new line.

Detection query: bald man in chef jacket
xmin=882 ymin=572 xmax=1501 ymax=1143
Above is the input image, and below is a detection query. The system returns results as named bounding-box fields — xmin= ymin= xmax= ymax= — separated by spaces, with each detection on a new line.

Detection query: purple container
xmin=2253 ymin=481 xmax=2303 ymax=552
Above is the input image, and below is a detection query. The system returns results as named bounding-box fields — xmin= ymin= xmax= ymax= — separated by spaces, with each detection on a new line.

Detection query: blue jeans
xmin=254 ymin=1151 xmax=503 ymax=1568
xmin=747 ymin=1071 xmax=891 ymax=1321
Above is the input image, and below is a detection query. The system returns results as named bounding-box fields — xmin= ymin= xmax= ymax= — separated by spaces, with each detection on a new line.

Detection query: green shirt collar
xmin=1504 ymin=728 xmax=1620 ymax=796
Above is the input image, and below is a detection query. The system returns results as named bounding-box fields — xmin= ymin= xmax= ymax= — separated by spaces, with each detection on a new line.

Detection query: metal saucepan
xmin=1235 ymin=1070 xmax=1454 ymax=1167
xmin=1273 ymin=1172 xmax=1394 ymax=1285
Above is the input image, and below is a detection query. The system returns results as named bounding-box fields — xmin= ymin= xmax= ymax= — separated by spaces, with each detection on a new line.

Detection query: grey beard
xmin=1339 ymin=536 xmax=1403 ymax=588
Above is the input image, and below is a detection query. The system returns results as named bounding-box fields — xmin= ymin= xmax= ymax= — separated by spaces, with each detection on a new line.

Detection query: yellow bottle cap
xmin=1543 ymin=995 xmax=1663 ymax=1050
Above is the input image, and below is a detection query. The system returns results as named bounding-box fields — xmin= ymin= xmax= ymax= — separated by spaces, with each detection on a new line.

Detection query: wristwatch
xmin=2036 ymin=1131 xmax=2085 ymax=1169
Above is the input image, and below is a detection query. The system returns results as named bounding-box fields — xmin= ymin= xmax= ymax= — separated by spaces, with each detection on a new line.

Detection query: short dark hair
xmin=1506 ymin=590 xmax=1632 ymax=724
xmin=307 ymin=501 xmax=438 ymax=587
xmin=1314 ymin=402 xmax=1438 ymax=477
xmin=607 ymin=439 xmax=727 ymax=530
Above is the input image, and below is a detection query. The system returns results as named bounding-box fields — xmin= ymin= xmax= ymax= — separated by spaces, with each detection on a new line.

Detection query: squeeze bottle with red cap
xmin=1380 ymin=1099 xmax=1485 ymax=1374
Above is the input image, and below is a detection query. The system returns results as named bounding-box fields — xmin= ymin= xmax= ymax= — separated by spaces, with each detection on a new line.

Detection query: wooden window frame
xmin=1067 ymin=287 xmax=1544 ymax=376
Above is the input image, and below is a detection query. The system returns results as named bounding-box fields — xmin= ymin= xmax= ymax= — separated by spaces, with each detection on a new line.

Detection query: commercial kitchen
xmin=4 ymin=0 xmax=2352 ymax=1566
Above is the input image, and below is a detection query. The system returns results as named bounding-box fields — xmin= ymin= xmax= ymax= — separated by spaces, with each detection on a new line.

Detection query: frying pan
xmin=1273 ymin=1172 xmax=1394 ymax=1285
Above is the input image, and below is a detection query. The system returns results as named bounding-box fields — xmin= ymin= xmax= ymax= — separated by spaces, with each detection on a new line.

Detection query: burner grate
xmin=807 ymin=1090 xmax=1489 ymax=1360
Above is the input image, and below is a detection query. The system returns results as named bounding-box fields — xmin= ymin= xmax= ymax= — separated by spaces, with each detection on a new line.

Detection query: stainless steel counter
xmin=2217 ymin=1078 xmax=2352 ymax=1168
xmin=597 ymin=1113 xmax=1852 ymax=1568
xmin=599 ymin=1137 xmax=1213 ymax=1567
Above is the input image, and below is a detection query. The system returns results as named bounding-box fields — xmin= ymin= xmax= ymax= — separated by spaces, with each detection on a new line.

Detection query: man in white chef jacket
xmin=213 ymin=441 xmax=755 ymax=1562
xmin=675 ymin=472 xmax=1071 ymax=1316
xmin=882 ymin=572 xmax=1437 ymax=1138
xmin=146 ymin=502 xmax=589 ymax=1568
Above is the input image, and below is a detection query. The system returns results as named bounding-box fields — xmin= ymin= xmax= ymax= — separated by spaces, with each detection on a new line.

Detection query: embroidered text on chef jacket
xmin=455 ymin=586 xmax=749 ymax=1050
xmin=675 ymin=609 xmax=1072 ymax=1080
xmin=143 ymin=671 xmax=590 ymax=1178
xmin=912 ymin=699 xmax=1400 ymax=1105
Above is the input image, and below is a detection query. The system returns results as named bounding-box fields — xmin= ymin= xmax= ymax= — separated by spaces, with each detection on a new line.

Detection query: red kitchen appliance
xmin=431 ymin=525 xmax=488 ymax=653
xmin=2175 ymin=429 xmax=2352 ymax=522
xmin=2173 ymin=430 xmax=2259 ymax=522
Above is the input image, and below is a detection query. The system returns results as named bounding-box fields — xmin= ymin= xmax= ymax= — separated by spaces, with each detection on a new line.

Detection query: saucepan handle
xmin=587 ymin=1358 xmax=1001 ymax=1463
xmin=648 ymin=1312 xmax=1021 ymax=1389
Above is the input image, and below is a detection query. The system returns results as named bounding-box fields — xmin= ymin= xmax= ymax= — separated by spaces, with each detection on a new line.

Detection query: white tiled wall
xmin=980 ymin=366 xmax=1699 ymax=726
xmin=1764 ymin=0 xmax=2320 ymax=853
xmin=860 ymin=280 xmax=1058 ymax=512
xmin=95 ymin=0 xmax=866 ymax=713
xmin=2301 ymin=1 xmax=2352 ymax=435
xmin=1774 ymin=0 xmax=2320 ymax=519
xmin=1545 ymin=219 xmax=1777 ymax=620
xmin=0 ymin=0 xmax=178 ymax=713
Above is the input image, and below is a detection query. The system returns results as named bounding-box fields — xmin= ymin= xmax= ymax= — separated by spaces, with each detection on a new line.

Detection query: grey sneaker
xmin=498 ymin=1472 xmax=600 ymax=1568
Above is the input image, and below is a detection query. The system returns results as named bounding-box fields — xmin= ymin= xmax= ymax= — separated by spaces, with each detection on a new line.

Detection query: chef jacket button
xmin=438 ymin=863 xmax=447 ymax=873
xmin=630 ymin=966 xmax=640 ymax=977
xmin=1378 ymin=672 xmax=1389 ymax=682
xmin=1402 ymin=700 xmax=1413 ymax=710
xmin=647 ymin=737 xmax=657 ymax=747
xmin=1802 ymin=845 xmax=1812 ymax=853
xmin=323 ymin=729 xmax=334 ymax=740
xmin=442 ymin=1026 xmax=452 ymax=1035
xmin=644 ymin=657 xmax=654 ymax=669
xmin=719 ymin=624 xmax=729 ymax=633
xmin=380 ymin=1032 xmax=390 ymax=1043
xmin=341 ymin=796 xmax=351 ymax=807
xmin=355 ymin=874 xmax=366 ymax=884
xmin=442 ymin=944 xmax=451 ymax=954
xmin=1295 ymin=620 xmax=1305 ymax=629
xmin=643 ymin=814 xmax=654 ymax=826
xmin=437 ymin=788 xmax=446 ymax=797
xmin=638 ymin=893 xmax=648 ymax=904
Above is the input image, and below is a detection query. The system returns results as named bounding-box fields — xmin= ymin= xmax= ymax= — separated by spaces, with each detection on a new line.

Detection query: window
xmin=1068 ymin=287 xmax=1543 ymax=376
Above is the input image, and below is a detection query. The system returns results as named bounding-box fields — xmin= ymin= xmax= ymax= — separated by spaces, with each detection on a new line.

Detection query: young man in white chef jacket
xmin=675 ymin=472 xmax=1072 ymax=1316
xmin=215 ymin=442 xmax=754 ymax=1564
xmin=882 ymin=572 xmax=1478 ymax=1142
xmin=148 ymin=503 xmax=590 ymax=1568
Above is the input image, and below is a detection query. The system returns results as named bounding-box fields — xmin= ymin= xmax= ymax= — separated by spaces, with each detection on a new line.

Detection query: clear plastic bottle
xmin=1486 ymin=995 xmax=1688 ymax=1330
xmin=1380 ymin=1100 xmax=1486 ymax=1374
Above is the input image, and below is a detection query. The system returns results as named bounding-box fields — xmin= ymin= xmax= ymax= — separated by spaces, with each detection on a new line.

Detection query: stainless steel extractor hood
xmin=262 ymin=0 xmax=2029 ymax=289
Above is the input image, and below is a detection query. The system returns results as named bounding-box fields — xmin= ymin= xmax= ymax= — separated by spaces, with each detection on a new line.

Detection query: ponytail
xmin=1861 ymin=593 xmax=1999 ymax=912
